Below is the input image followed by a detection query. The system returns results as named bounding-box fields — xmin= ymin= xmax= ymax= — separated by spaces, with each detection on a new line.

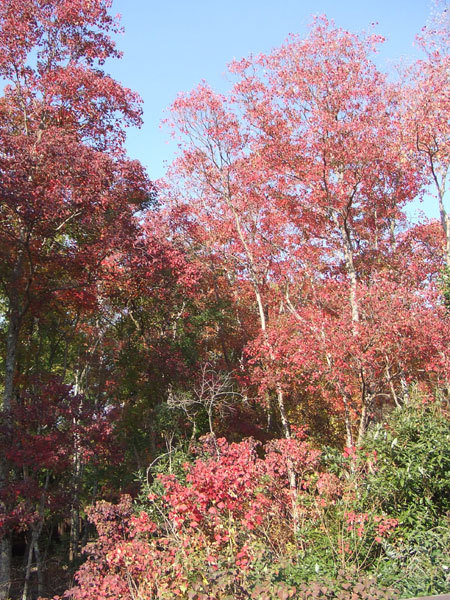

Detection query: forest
xmin=0 ymin=0 xmax=449 ymax=599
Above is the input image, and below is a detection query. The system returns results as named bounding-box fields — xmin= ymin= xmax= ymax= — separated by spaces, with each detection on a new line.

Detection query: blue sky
xmin=109 ymin=0 xmax=437 ymax=218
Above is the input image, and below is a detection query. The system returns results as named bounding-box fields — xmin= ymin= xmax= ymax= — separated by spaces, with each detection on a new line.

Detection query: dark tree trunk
xmin=1 ymin=252 xmax=25 ymax=600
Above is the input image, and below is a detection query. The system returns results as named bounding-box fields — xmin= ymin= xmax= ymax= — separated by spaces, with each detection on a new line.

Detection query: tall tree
xmin=165 ymin=18 xmax=422 ymax=446
xmin=0 ymin=1 xmax=149 ymax=596
xmin=404 ymin=4 xmax=450 ymax=264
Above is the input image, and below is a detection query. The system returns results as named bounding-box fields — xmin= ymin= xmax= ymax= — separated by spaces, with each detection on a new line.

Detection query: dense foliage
xmin=69 ymin=398 xmax=449 ymax=599
xmin=0 ymin=1 xmax=448 ymax=599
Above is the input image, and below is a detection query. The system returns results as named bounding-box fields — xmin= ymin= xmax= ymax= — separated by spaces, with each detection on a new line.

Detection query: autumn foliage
xmin=0 ymin=1 xmax=449 ymax=599
xmin=68 ymin=434 xmax=397 ymax=599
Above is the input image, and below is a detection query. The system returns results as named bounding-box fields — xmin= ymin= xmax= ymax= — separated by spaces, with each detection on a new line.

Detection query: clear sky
xmin=108 ymin=0 xmax=437 ymax=217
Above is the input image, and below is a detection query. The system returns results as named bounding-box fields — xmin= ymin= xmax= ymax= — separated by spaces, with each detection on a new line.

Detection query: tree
xmin=403 ymin=3 xmax=450 ymax=264
xmin=0 ymin=377 xmax=116 ymax=599
xmin=0 ymin=1 xmax=150 ymax=596
xmin=164 ymin=18 xmax=422 ymax=446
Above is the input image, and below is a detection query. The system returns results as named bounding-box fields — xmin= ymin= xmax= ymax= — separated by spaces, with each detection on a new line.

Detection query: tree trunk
xmin=430 ymin=159 xmax=449 ymax=267
xmin=69 ymin=453 xmax=81 ymax=562
xmin=343 ymin=397 xmax=354 ymax=448
xmin=4 ymin=306 xmax=21 ymax=412
xmin=357 ymin=401 xmax=370 ymax=447
xmin=438 ymin=188 xmax=450 ymax=268
xmin=21 ymin=473 xmax=48 ymax=600
xmin=69 ymin=375 xmax=84 ymax=562
xmin=337 ymin=218 xmax=360 ymax=327
xmin=22 ymin=530 xmax=39 ymax=600
xmin=385 ymin=361 xmax=401 ymax=408
xmin=335 ymin=211 xmax=374 ymax=444
xmin=1 ymin=296 xmax=22 ymax=600
xmin=34 ymin=539 xmax=43 ymax=599
xmin=0 ymin=536 xmax=12 ymax=600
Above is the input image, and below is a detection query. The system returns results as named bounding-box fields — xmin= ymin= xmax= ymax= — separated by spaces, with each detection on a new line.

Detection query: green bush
xmin=281 ymin=396 xmax=449 ymax=597
xmin=361 ymin=396 xmax=450 ymax=597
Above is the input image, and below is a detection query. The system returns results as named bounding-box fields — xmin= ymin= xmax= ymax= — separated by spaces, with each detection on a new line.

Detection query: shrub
xmin=361 ymin=397 xmax=450 ymax=596
xmin=66 ymin=397 xmax=449 ymax=599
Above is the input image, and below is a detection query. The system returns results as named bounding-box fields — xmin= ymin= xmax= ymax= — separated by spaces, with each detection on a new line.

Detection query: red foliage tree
xmin=164 ymin=18 xmax=428 ymax=446
xmin=0 ymin=1 xmax=150 ymax=596
xmin=0 ymin=377 xmax=117 ymax=598
xmin=402 ymin=6 xmax=450 ymax=264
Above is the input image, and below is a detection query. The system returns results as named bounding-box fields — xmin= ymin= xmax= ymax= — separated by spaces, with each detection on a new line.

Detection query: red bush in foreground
xmin=66 ymin=434 xmax=397 ymax=600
